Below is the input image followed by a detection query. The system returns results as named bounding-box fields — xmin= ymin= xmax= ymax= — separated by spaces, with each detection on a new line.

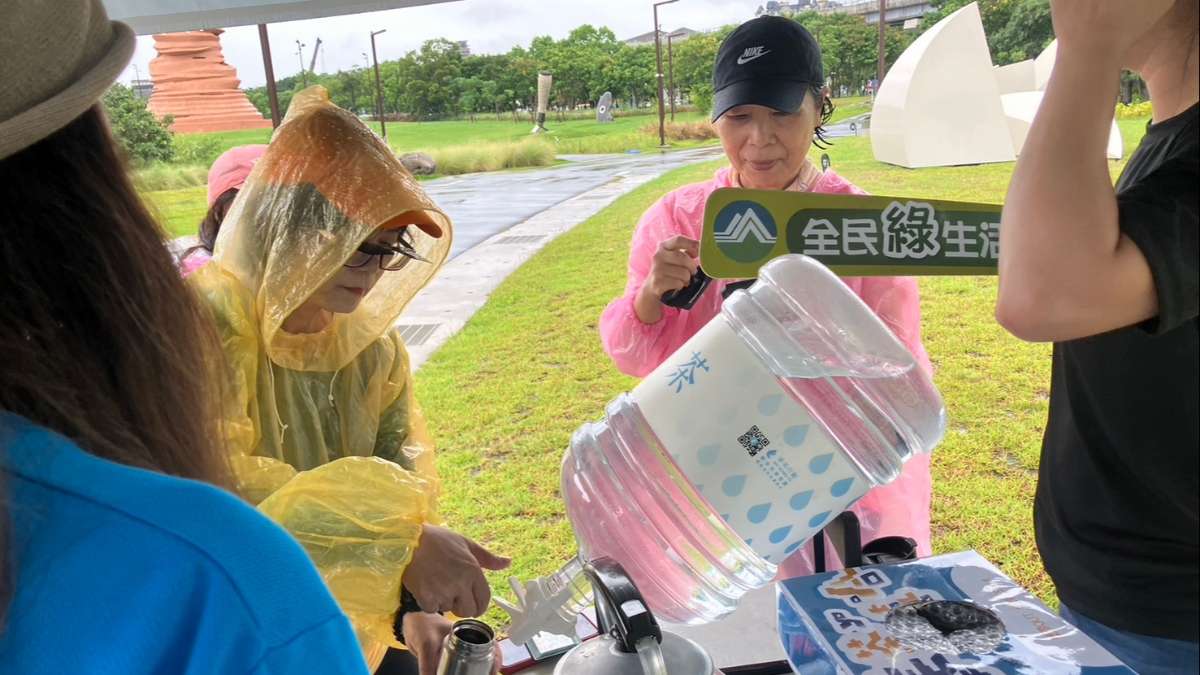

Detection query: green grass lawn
xmin=416 ymin=119 xmax=1150 ymax=627
xmin=817 ymin=118 xmax=1147 ymax=201
xmin=177 ymin=110 xmax=714 ymax=157
xmin=829 ymin=95 xmax=871 ymax=124
xmin=177 ymin=96 xmax=873 ymax=159
xmin=145 ymin=186 xmax=208 ymax=239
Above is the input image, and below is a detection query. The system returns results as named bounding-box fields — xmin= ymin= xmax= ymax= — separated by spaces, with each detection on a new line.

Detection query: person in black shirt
xmin=997 ymin=1 xmax=1198 ymax=672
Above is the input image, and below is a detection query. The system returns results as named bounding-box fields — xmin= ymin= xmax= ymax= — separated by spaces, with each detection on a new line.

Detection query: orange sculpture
xmin=148 ymin=30 xmax=272 ymax=134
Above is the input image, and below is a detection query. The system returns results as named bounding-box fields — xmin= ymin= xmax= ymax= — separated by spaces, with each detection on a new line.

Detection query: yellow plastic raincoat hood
xmin=190 ymin=86 xmax=451 ymax=664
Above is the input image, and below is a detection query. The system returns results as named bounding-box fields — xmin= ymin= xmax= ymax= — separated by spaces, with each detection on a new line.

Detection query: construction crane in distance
xmin=308 ymin=37 xmax=323 ymax=73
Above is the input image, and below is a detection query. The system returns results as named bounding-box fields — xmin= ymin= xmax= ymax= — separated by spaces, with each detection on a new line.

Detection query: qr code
xmin=738 ymin=426 xmax=770 ymax=457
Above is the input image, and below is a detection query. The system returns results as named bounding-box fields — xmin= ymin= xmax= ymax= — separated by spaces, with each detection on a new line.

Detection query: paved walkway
xmin=397 ymin=146 xmax=724 ymax=368
xmin=423 ymin=146 xmax=724 ymax=259
xmin=397 ymin=129 xmax=880 ymax=368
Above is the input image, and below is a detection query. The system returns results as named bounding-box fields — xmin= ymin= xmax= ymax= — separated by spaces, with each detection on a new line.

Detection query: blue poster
xmin=777 ymin=551 xmax=1135 ymax=674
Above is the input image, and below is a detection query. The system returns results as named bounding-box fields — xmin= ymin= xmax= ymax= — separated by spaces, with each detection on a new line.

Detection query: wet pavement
xmin=420 ymin=121 xmax=861 ymax=261
xmin=422 ymin=146 xmax=725 ymax=259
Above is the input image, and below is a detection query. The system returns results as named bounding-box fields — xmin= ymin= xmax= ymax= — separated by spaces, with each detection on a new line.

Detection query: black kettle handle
xmin=584 ymin=557 xmax=662 ymax=653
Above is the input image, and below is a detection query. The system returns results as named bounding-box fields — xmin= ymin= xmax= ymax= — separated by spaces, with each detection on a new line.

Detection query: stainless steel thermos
xmin=437 ymin=619 xmax=496 ymax=675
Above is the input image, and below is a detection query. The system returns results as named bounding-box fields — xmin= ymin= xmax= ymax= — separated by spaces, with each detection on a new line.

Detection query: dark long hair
xmin=0 ymin=106 xmax=233 ymax=623
xmin=810 ymin=84 xmax=836 ymax=149
xmin=185 ymin=187 xmax=238 ymax=259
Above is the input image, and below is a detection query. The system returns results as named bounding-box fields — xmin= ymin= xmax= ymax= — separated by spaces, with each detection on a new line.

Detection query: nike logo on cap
xmin=737 ymin=46 xmax=771 ymax=65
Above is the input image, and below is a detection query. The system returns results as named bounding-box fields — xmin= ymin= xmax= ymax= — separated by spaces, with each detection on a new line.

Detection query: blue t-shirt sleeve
xmin=0 ymin=416 xmax=370 ymax=675
xmin=247 ymin=616 xmax=370 ymax=675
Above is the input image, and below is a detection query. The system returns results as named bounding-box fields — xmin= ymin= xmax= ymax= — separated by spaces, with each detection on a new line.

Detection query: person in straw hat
xmin=190 ymin=86 xmax=508 ymax=675
xmin=0 ymin=1 xmax=368 ymax=672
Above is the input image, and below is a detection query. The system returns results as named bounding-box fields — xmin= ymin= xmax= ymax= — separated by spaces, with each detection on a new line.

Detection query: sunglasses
xmin=343 ymin=235 xmax=427 ymax=271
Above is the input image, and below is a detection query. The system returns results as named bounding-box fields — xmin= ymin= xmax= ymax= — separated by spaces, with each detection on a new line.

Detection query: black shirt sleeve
xmin=1116 ymin=161 xmax=1199 ymax=335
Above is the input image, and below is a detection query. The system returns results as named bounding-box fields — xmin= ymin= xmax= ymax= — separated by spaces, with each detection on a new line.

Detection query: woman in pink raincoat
xmin=600 ymin=16 xmax=933 ymax=577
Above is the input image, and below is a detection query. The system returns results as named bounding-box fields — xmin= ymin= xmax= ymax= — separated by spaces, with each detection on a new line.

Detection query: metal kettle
xmin=554 ymin=557 xmax=715 ymax=675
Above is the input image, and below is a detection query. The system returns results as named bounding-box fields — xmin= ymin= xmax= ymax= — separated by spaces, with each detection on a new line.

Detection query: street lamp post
xmin=652 ymin=0 xmax=679 ymax=148
xmin=876 ymin=0 xmax=888 ymax=87
xmin=667 ymin=32 xmax=678 ymax=121
xmin=370 ymin=29 xmax=388 ymax=142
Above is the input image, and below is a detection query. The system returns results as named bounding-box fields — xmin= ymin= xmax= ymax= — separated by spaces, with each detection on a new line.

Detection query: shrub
xmin=173 ymin=134 xmax=225 ymax=166
xmin=690 ymin=84 xmax=714 ymax=117
xmin=430 ymin=138 xmax=556 ymax=175
xmin=1115 ymin=101 xmax=1152 ymax=120
xmin=639 ymin=120 xmax=717 ymax=142
xmin=133 ymin=163 xmax=209 ymax=191
xmin=102 ymin=84 xmax=175 ymax=165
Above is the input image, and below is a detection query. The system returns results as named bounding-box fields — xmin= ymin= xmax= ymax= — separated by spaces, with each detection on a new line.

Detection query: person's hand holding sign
xmin=635 ymin=236 xmax=700 ymax=324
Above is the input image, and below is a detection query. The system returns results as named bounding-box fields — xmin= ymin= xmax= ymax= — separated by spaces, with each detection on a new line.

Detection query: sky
xmin=117 ymin=0 xmax=765 ymax=88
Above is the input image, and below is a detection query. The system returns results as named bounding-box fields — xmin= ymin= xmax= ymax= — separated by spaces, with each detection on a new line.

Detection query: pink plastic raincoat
xmin=600 ymin=165 xmax=934 ymax=578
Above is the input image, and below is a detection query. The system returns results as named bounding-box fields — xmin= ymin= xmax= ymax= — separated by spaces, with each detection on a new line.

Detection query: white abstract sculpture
xmin=998 ymin=41 xmax=1124 ymax=159
xmin=872 ymin=3 xmax=1015 ymax=168
xmin=994 ymin=60 xmax=1036 ymax=95
xmin=872 ymin=4 xmax=1123 ymax=168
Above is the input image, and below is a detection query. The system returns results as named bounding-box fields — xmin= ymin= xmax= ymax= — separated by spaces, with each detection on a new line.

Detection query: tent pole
xmin=258 ymin=23 xmax=281 ymax=127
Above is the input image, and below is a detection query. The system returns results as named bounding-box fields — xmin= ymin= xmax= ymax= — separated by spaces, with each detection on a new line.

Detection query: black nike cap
xmin=712 ymin=16 xmax=824 ymax=121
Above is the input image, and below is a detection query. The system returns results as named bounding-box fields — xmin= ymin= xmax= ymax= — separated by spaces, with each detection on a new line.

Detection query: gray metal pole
xmin=258 ymin=24 xmax=281 ymax=127
xmin=371 ymin=29 xmax=388 ymax=142
xmin=877 ymin=0 xmax=888 ymax=85
xmin=652 ymin=0 xmax=679 ymax=148
xmin=668 ymin=33 xmax=676 ymax=122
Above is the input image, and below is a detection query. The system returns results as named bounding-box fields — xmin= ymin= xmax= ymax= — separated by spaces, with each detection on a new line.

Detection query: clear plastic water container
xmin=500 ymin=255 xmax=946 ymax=644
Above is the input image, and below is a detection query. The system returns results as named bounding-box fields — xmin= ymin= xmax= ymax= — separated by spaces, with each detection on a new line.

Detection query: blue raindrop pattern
xmin=674 ymin=387 xmax=869 ymax=570
xmin=809 ymin=453 xmax=834 ymax=474
xmin=790 ymin=490 xmax=814 ymax=511
xmin=830 ymin=477 xmax=855 ymax=498
xmin=784 ymin=425 xmax=809 ymax=446
xmin=722 ymin=475 xmax=747 ymax=498
xmin=757 ymin=394 xmax=782 ymax=416
xmin=746 ymin=503 xmax=772 ymax=524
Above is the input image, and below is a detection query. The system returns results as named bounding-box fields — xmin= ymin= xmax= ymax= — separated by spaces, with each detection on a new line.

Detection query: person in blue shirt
xmin=0 ymin=1 xmax=368 ymax=672
xmin=0 ymin=415 xmax=368 ymax=674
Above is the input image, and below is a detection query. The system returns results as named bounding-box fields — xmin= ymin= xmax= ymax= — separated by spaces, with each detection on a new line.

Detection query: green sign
xmin=701 ymin=188 xmax=1003 ymax=278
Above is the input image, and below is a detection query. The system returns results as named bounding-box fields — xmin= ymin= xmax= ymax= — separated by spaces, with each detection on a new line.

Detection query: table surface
xmin=520 ymin=584 xmax=789 ymax=673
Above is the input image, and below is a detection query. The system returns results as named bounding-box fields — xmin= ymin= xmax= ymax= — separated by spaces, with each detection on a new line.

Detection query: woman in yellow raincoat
xmin=191 ymin=87 xmax=508 ymax=674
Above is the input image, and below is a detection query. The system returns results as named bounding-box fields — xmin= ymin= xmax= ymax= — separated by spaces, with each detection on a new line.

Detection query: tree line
xmin=244 ymin=3 xmax=1061 ymax=122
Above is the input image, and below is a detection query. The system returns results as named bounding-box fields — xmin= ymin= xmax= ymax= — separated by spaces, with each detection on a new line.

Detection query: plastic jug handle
xmin=720 ymin=278 xmax=755 ymax=300
xmin=584 ymin=557 xmax=663 ymax=653
xmin=813 ymin=511 xmax=864 ymax=573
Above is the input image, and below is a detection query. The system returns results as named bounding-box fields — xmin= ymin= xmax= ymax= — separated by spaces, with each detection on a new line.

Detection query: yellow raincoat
xmin=190 ymin=87 xmax=452 ymax=667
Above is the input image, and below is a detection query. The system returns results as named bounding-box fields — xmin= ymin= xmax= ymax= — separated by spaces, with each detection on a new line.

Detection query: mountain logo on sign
xmin=714 ymin=208 xmax=776 ymax=245
xmin=712 ymin=200 xmax=778 ymax=263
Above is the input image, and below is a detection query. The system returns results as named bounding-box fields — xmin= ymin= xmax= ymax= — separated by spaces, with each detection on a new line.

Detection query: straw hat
xmin=0 ymin=0 xmax=136 ymax=159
